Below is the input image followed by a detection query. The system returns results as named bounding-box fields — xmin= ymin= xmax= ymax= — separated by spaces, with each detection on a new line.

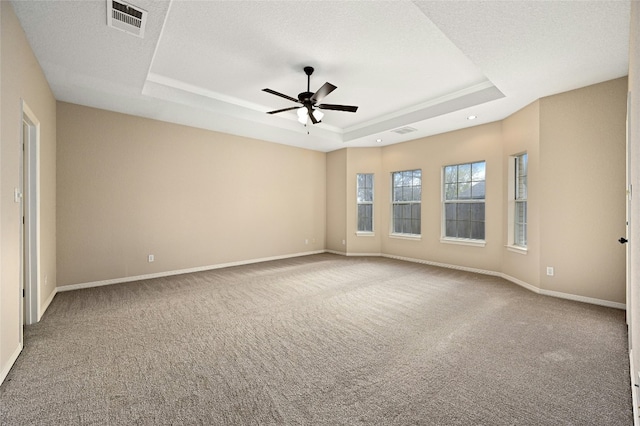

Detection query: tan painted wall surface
xmin=57 ymin=103 xmax=325 ymax=286
xmin=1 ymin=2 xmax=56 ymax=378
xmin=325 ymin=149 xmax=346 ymax=253
xmin=380 ymin=122 xmax=504 ymax=272
xmin=539 ymin=77 xmax=627 ymax=303
xmin=502 ymin=101 xmax=541 ymax=287
xmin=345 ymin=147 xmax=382 ymax=254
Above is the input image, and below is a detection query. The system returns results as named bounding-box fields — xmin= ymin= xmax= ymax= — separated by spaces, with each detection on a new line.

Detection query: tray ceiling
xmin=11 ymin=1 xmax=630 ymax=152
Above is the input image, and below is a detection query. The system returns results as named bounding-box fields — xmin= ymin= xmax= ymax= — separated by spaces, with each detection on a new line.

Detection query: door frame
xmin=21 ymin=100 xmax=40 ymax=326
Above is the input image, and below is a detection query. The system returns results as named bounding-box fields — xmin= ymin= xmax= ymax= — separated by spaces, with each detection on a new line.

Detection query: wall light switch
xmin=546 ymin=266 xmax=554 ymax=276
xmin=148 ymin=254 xmax=155 ymax=263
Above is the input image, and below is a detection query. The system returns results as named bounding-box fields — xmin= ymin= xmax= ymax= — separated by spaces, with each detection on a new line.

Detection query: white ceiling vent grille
xmin=107 ymin=0 xmax=147 ymax=38
xmin=391 ymin=126 xmax=418 ymax=135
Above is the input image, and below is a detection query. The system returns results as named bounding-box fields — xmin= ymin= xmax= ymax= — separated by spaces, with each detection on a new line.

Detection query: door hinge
xmin=22 ymin=289 xmax=25 ymax=298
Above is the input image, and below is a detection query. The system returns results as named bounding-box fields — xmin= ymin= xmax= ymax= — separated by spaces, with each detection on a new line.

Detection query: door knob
xmin=619 ymin=237 xmax=628 ymax=244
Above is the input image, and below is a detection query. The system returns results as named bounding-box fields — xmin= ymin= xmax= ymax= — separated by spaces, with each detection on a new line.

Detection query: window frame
xmin=441 ymin=160 xmax=486 ymax=247
xmin=356 ymin=173 xmax=374 ymax=235
xmin=390 ymin=169 xmax=422 ymax=239
xmin=507 ymin=153 xmax=528 ymax=254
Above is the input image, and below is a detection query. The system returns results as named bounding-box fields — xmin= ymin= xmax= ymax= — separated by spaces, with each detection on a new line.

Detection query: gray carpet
xmin=0 ymin=254 xmax=633 ymax=425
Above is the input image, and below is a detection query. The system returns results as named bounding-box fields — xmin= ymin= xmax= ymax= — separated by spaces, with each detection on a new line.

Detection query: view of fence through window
xmin=392 ymin=169 xmax=421 ymax=236
xmin=515 ymin=153 xmax=528 ymax=246
xmin=443 ymin=161 xmax=486 ymax=240
xmin=357 ymin=173 xmax=374 ymax=232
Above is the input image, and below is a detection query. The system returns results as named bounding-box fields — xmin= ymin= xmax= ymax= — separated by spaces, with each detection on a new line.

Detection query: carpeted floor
xmin=0 ymin=254 xmax=633 ymax=425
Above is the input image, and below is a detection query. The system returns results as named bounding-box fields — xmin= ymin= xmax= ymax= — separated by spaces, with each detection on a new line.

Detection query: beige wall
xmin=502 ymin=101 xmax=541 ymax=287
xmin=331 ymin=79 xmax=626 ymax=307
xmin=1 ymin=2 xmax=56 ymax=380
xmin=379 ymin=122 xmax=504 ymax=272
xmin=539 ymin=77 xmax=627 ymax=303
xmin=57 ymin=102 xmax=325 ymax=286
xmin=325 ymin=149 xmax=347 ymax=253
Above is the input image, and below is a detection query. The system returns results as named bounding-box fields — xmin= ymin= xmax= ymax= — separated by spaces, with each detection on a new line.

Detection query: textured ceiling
xmin=11 ymin=0 xmax=631 ymax=152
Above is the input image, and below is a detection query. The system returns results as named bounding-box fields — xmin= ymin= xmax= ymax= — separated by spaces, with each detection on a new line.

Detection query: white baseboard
xmin=0 ymin=343 xmax=23 ymax=386
xmin=39 ymin=287 xmax=58 ymax=321
xmin=501 ymin=273 xmax=541 ymax=294
xmin=382 ymin=253 xmax=502 ymax=277
xmin=539 ymin=288 xmax=626 ymax=310
xmin=56 ymin=249 xmax=626 ymax=310
xmin=57 ymin=250 xmax=325 ymax=292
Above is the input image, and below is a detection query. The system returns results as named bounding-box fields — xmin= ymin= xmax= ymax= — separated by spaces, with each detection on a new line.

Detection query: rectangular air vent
xmin=107 ymin=0 xmax=147 ymax=38
xmin=391 ymin=126 xmax=418 ymax=135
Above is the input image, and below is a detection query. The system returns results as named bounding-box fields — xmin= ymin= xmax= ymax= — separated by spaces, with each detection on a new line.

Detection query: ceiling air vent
xmin=107 ymin=0 xmax=147 ymax=38
xmin=391 ymin=126 xmax=418 ymax=135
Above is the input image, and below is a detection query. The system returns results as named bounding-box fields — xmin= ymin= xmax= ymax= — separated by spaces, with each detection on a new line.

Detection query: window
xmin=357 ymin=173 xmax=374 ymax=233
xmin=514 ymin=153 xmax=528 ymax=247
xmin=391 ymin=169 xmax=421 ymax=236
xmin=443 ymin=161 xmax=486 ymax=241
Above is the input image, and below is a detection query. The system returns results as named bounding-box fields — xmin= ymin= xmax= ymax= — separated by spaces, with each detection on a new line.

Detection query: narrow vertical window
xmin=357 ymin=173 xmax=374 ymax=233
xmin=514 ymin=153 xmax=528 ymax=247
xmin=391 ymin=169 xmax=421 ymax=236
xmin=443 ymin=161 xmax=486 ymax=241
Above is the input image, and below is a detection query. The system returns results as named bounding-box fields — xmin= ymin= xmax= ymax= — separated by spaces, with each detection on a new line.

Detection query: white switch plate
xmin=148 ymin=254 xmax=154 ymax=263
xmin=546 ymin=266 xmax=554 ymax=276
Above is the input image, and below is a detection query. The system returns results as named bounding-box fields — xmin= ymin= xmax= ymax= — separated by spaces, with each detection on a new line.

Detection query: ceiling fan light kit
xmin=263 ymin=66 xmax=358 ymax=126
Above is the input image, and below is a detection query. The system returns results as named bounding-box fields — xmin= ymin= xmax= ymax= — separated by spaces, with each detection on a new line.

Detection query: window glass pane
xmin=446 ymin=220 xmax=457 ymax=237
xmin=445 ymin=183 xmax=456 ymax=200
xmin=472 ymin=162 xmax=486 ymax=181
xmin=517 ymin=176 xmax=527 ymax=199
xmin=364 ymin=188 xmax=373 ymax=202
xmin=393 ymin=204 xmax=402 ymax=220
xmin=402 ymin=187 xmax=412 ymax=202
xmin=458 ymin=182 xmax=471 ymax=199
xmin=458 ymin=164 xmax=472 ymax=182
xmin=470 ymin=203 xmax=485 ymax=221
xmin=471 ymin=221 xmax=485 ymax=240
xmin=457 ymin=221 xmax=471 ymax=239
xmin=413 ymin=186 xmax=421 ymax=201
xmin=357 ymin=174 xmax=366 ymax=188
xmin=411 ymin=203 xmax=421 ymax=221
xmin=471 ymin=181 xmax=485 ymax=199
xmin=445 ymin=203 xmax=456 ymax=220
xmin=412 ymin=219 xmax=421 ymax=235
xmin=457 ymin=203 xmax=471 ymax=221
xmin=402 ymin=203 xmax=411 ymax=219
xmin=444 ymin=166 xmax=457 ymax=183
xmin=402 ymin=170 xmax=412 ymax=185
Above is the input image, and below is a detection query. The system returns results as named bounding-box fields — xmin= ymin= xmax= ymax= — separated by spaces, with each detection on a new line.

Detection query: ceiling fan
xmin=263 ymin=66 xmax=358 ymax=125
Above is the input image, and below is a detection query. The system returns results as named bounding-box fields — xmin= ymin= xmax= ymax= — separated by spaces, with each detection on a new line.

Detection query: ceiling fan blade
xmin=262 ymin=88 xmax=300 ymax=104
xmin=307 ymin=106 xmax=319 ymax=124
xmin=266 ymin=106 xmax=300 ymax=114
xmin=318 ymin=103 xmax=359 ymax=113
xmin=310 ymin=82 xmax=337 ymax=103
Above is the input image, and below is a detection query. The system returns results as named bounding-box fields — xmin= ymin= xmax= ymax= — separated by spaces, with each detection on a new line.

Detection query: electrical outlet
xmin=148 ymin=254 xmax=155 ymax=263
xmin=546 ymin=266 xmax=554 ymax=276
xmin=305 ymin=239 xmax=309 ymax=245
xmin=342 ymin=239 xmax=346 ymax=245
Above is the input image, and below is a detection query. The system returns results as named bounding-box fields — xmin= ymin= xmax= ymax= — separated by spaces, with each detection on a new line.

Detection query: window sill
xmin=389 ymin=233 xmax=421 ymax=241
xmin=356 ymin=232 xmax=375 ymax=237
xmin=440 ymin=237 xmax=486 ymax=248
xmin=506 ymin=245 xmax=528 ymax=255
